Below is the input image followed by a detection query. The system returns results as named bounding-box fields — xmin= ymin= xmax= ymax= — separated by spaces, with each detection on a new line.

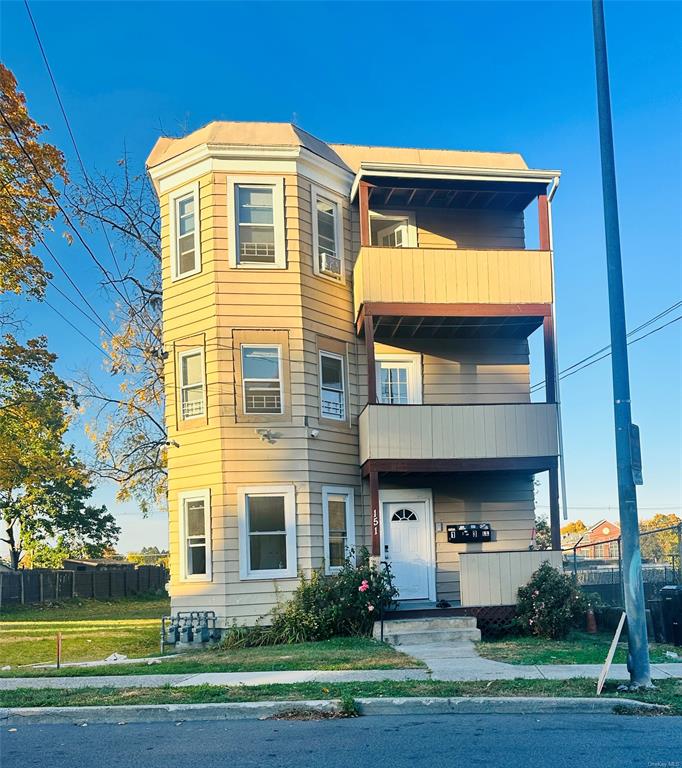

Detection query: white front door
xmin=384 ymin=500 xmax=431 ymax=601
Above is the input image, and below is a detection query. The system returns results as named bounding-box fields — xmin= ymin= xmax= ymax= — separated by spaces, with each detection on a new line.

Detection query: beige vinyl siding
xmin=295 ymin=175 xmax=363 ymax=574
xmin=432 ymin=473 xmax=536 ymax=604
xmin=353 ymin=247 xmax=553 ymax=317
xmin=415 ymin=207 xmax=525 ymax=249
xmin=375 ymin=338 xmax=531 ymax=405
xmin=459 ymin=549 xmax=563 ymax=607
xmin=159 ymin=163 xmax=548 ymax=623
xmin=164 ymin=171 xmax=365 ymax=623
xmin=162 ymin=172 xmax=229 ymax=609
xmin=359 ymin=403 xmax=559 ymax=463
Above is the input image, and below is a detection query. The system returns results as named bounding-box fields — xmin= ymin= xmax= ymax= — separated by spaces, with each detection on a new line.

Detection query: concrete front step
xmin=380 ymin=616 xmax=478 ymax=632
xmin=373 ymin=616 xmax=481 ymax=645
xmin=381 ymin=628 xmax=481 ymax=645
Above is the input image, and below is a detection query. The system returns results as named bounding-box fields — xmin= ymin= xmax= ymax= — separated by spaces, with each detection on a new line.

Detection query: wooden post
xmin=543 ymin=314 xmax=557 ymax=404
xmin=20 ymin=570 xmax=24 ymax=604
xmin=359 ymin=181 xmax=371 ymax=247
xmin=365 ymin=313 xmax=377 ymax=404
xmin=538 ymin=193 xmax=550 ymax=250
xmin=548 ymin=464 xmax=561 ymax=550
xmin=369 ymin=470 xmax=380 ymax=557
xmin=39 ymin=573 xmax=44 ymax=603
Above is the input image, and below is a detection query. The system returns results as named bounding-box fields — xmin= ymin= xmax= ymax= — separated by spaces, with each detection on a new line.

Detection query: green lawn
xmin=2 ymin=678 xmax=680 ymax=715
xmin=0 ymin=596 xmax=170 ymax=667
xmin=477 ymin=631 xmax=682 ymax=665
xmin=0 ymin=596 xmax=420 ymax=675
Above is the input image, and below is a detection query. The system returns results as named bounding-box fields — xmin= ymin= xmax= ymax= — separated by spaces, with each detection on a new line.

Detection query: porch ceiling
xmin=372 ymin=313 xmax=544 ymax=340
xmin=364 ymin=176 xmax=546 ymax=212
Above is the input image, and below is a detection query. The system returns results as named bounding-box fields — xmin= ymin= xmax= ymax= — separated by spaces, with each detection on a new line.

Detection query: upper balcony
xmin=353 ymin=245 xmax=553 ymax=331
xmin=359 ymin=403 xmax=559 ymax=470
xmin=351 ymin=169 xmax=558 ymax=339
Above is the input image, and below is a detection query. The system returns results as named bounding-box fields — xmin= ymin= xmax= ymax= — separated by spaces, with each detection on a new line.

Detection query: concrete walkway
xmin=1 ymin=642 xmax=680 ymax=690
xmin=397 ymin=640 xmax=682 ymax=681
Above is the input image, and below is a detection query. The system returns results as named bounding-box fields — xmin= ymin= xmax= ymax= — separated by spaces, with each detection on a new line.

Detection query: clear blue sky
xmin=2 ymin=0 xmax=681 ymax=554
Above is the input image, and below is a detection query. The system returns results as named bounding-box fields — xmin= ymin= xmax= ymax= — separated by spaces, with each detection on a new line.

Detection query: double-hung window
xmin=322 ymin=487 xmax=355 ymax=573
xmin=311 ymin=187 xmax=344 ymax=281
xmin=376 ymin=354 xmax=422 ymax=405
xmin=319 ymin=351 xmax=345 ymax=421
xmin=238 ymin=486 xmax=297 ymax=579
xmin=228 ymin=178 xmax=286 ymax=268
xmin=242 ymin=345 xmax=282 ymax=414
xmin=180 ymin=490 xmax=211 ymax=580
xmin=179 ymin=349 xmax=205 ymax=420
xmin=170 ymin=182 xmax=201 ymax=280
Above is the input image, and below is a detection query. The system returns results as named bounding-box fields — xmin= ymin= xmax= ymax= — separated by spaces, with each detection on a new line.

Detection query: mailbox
xmin=447 ymin=523 xmax=492 ymax=544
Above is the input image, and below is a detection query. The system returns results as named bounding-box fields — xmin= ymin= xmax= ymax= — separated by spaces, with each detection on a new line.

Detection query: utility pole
xmin=591 ymin=0 xmax=651 ymax=687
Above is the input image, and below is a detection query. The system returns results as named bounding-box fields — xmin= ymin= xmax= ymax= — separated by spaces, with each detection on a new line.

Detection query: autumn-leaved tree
xmin=71 ymin=156 xmax=167 ymax=513
xmin=560 ymin=520 xmax=588 ymax=536
xmin=639 ymin=513 xmax=682 ymax=564
xmin=0 ymin=63 xmax=67 ymax=300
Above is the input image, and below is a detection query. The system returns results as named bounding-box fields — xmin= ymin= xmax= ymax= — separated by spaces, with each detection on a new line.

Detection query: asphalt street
xmin=2 ymin=713 xmax=680 ymax=768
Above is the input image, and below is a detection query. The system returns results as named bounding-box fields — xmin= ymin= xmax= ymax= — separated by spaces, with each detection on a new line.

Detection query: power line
xmin=531 ymin=301 xmax=682 ymax=391
xmin=42 ymin=298 xmax=114 ymax=361
xmin=23 ymin=0 xmax=132 ymax=306
xmin=6 ymin=183 xmax=114 ymax=335
xmin=0 ymin=106 xmax=131 ymax=310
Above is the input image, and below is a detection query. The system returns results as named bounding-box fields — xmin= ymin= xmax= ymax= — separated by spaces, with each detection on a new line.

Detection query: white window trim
xmin=238 ymin=485 xmax=297 ymax=580
xmin=322 ymin=486 xmax=356 ymax=575
xmin=375 ymin=352 xmax=423 ymax=404
xmin=319 ymin=350 xmax=346 ymax=422
xmin=178 ymin=347 xmax=206 ymax=420
xmin=369 ymin=209 xmax=417 ymax=247
xmin=241 ymin=343 xmax=284 ymax=415
xmin=311 ymin=185 xmax=345 ymax=283
xmin=169 ymin=181 xmax=201 ymax=281
xmin=227 ymin=176 xmax=286 ymax=269
xmin=178 ymin=489 xmax=212 ymax=582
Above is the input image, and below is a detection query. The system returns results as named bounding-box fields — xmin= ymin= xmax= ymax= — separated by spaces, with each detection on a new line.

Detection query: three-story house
xmin=147 ymin=122 xmax=562 ymax=628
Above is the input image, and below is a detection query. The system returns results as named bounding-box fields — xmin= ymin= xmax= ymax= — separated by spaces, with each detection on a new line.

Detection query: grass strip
xmin=1 ymin=678 xmax=680 ymax=714
xmin=0 ymin=638 xmax=423 ymax=677
xmin=476 ymin=631 xmax=681 ymax=666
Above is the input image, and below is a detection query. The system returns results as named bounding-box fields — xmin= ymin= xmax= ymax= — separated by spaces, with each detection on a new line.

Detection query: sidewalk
xmin=397 ymin=640 xmax=682 ymax=681
xmin=1 ymin=642 xmax=680 ymax=690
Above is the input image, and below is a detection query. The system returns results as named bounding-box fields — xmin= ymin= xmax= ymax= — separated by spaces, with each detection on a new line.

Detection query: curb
xmin=0 ymin=696 xmax=665 ymax=725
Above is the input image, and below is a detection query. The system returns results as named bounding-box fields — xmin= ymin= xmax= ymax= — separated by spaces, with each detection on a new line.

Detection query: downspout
xmin=546 ymin=175 xmax=569 ymax=520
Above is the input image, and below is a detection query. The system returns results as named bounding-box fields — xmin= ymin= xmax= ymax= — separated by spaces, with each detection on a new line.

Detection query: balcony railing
xmin=358 ymin=403 xmax=558 ymax=465
xmin=353 ymin=246 xmax=553 ymax=318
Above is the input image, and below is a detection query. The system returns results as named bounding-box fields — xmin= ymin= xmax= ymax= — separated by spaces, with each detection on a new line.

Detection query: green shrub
xmin=219 ymin=621 xmax=275 ymax=649
xmin=268 ymin=548 xmax=399 ymax=643
xmin=515 ymin=561 xmax=588 ymax=639
xmin=219 ymin=548 xmax=398 ymax=648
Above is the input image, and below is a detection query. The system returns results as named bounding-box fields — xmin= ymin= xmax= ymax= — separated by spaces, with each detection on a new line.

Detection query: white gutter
xmin=546 ymin=175 xmax=570 ymax=521
xmin=350 ymin=162 xmax=562 ymax=201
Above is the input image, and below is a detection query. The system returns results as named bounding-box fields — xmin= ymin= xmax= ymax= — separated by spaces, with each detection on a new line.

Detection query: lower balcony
xmin=358 ymin=403 xmax=558 ymax=469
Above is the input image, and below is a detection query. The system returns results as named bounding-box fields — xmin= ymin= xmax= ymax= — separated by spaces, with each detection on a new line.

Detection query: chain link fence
xmin=562 ymin=524 xmax=682 ymax=608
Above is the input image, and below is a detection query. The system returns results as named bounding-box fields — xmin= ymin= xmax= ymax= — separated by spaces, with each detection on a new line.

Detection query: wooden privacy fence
xmin=0 ymin=565 xmax=168 ymax=607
